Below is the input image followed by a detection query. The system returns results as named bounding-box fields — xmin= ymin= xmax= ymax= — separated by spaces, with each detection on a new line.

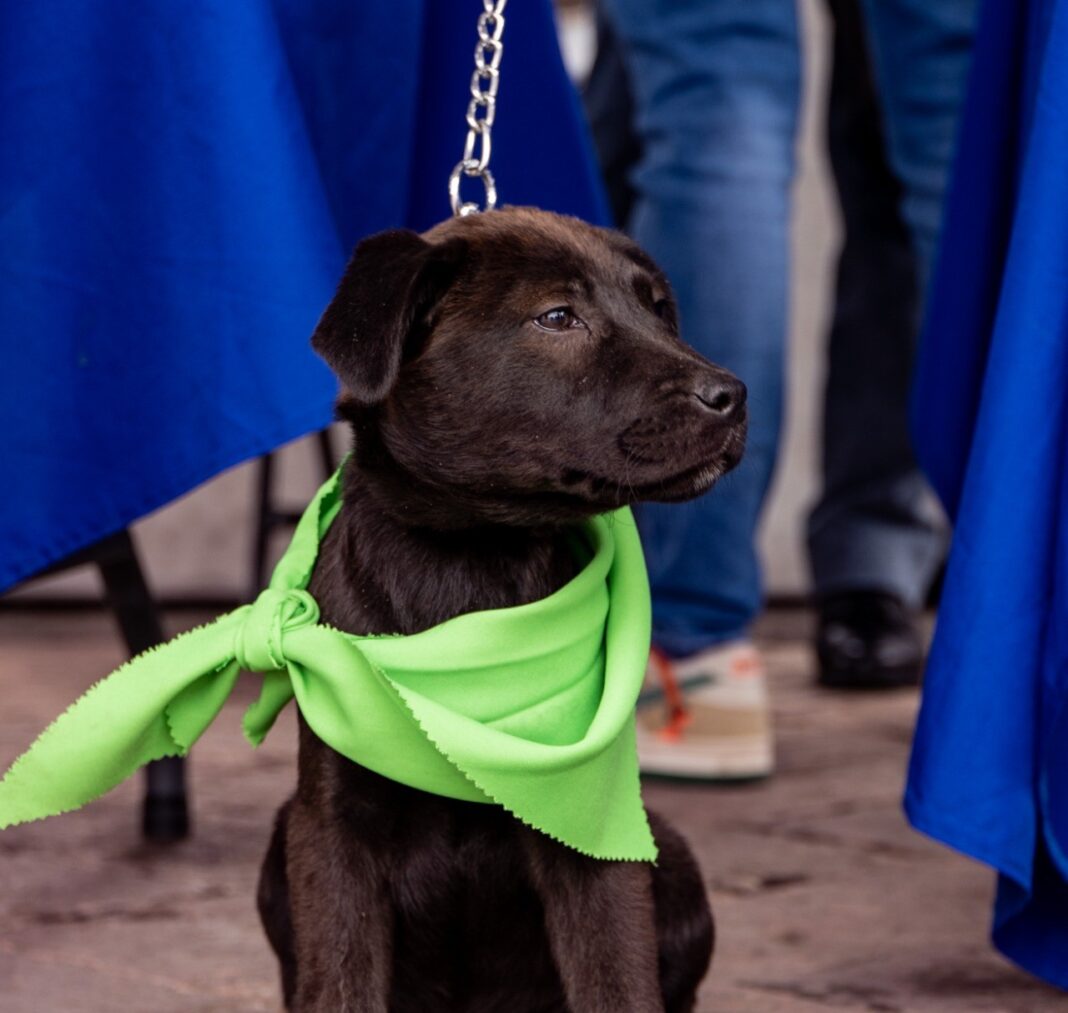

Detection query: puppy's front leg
xmin=286 ymin=802 xmax=394 ymax=1013
xmin=522 ymin=830 xmax=665 ymax=1013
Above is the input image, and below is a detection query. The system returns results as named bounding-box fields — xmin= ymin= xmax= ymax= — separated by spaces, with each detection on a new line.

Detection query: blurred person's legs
xmin=583 ymin=5 xmax=640 ymax=227
xmin=860 ymin=0 xmax=977 ymax=285
xmin=606 ymin=0 xmax=801 ymax=777
xmin=808 ymin=0 xmax=976 ymax=688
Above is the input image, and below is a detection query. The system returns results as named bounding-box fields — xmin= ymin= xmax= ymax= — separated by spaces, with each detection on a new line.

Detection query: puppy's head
xmin=313 ymin=208 xmax=746 ymax=526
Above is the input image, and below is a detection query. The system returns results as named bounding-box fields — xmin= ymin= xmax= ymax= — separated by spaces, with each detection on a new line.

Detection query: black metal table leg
xmin=251 ymin=451 xmax=277 ymax=598
xmin=250 ymin=429 xmax=336 ymax=599
xmin=95 ymin=530 xmax=189 ymax=842
xmin=315 ymin=428 xmax=335 ymax=478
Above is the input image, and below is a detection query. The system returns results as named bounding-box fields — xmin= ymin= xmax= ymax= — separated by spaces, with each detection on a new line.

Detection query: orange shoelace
xmin=649 ymin=647 xmax=692 ymax=742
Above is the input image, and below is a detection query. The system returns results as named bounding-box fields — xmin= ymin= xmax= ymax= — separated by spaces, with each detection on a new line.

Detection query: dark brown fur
xmin=257 ymin=208 xmax=744 ymax=1011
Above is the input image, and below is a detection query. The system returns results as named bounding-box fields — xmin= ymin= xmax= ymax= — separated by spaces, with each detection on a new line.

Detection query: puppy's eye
xmin=533 ymin=306 xmax=583 ymax=332
xmin=653 ymin=298 xmax=672 ymax=321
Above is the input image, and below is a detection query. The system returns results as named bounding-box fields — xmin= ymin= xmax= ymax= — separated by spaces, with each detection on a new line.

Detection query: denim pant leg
xmin=860 ymin=0 xmax=978 ymax=285
xmin=807 ymin=0 xmax=976 ymax=607
xmin=606 ymin=0 xmax=801 ymax=655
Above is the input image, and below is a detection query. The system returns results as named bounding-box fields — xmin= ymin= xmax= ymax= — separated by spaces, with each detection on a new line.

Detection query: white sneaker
xmin=635 ymin=640 xmax=774 ymax=781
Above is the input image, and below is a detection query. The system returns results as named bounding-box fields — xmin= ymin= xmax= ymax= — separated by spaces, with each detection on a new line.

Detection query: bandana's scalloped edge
xmin=0 ymin=733 xmax=188 ymax=830
xmin=162 ymin=657 xmax=238 ymax=749
xmin=0 ymin=615 xmax=231 ymax=830
xmin=360 ymin=668 xmax=659 ymax=865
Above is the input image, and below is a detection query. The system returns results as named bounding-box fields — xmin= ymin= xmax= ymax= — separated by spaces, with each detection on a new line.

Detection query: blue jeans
xmin=606 ymin=0 xmax=976 ymax=655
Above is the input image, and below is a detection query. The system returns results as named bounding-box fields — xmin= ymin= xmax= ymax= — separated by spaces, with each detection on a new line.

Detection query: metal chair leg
xmin=316 ymin=428 xmax=335 ymax=477
xmin=250 ymin=430 xmax=337 ymax=599
xmin=96 ymin=530 xmax=189 ymax=842
xmin=251 ymin=452 xmax=276 ymax=598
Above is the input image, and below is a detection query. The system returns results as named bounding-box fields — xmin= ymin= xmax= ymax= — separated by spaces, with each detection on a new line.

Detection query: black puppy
xmin=257 ymin=208 xmax=746 ymax=1012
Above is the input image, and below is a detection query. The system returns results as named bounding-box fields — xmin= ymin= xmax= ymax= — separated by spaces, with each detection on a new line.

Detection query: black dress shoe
xmin=816 ymin=590 xmax=923 ymax=689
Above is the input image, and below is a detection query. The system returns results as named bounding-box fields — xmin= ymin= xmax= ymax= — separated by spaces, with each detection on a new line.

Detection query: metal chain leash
xmin=448 ymin=0 xmax=508 ymax=216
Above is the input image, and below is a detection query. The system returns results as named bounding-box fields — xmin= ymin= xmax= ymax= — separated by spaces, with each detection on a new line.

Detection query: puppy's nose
xmin=694 ymin=375 xmax=747 ymax=416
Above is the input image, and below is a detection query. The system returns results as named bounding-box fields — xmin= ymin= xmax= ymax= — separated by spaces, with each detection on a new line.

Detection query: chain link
xmin=449 ymin=0 xmax=507 ymax=216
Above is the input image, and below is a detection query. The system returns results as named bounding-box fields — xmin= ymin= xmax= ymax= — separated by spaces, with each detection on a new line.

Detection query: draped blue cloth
xmin=907 ymin=0 xmax=1068 ymax=989
xmin=0 ymin=2 xmax=608 ymax=591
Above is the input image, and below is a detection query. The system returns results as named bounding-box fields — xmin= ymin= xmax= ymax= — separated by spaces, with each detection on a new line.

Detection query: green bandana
xmin=0 ymin=468 xmax=657 ymax=861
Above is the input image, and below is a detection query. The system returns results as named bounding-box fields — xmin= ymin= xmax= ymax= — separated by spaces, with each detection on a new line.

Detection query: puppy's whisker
xmin=622 ymin=448 xmax=638 ymax=500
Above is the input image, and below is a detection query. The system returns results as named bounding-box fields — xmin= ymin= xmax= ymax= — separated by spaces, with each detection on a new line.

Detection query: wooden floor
xmin=0 ymin=609 xmax=1064 ymax=1012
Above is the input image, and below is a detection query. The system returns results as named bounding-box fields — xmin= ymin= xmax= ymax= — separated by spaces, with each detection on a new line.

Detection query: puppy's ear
xmin=312 ymin=229 xmax=466 ymax=404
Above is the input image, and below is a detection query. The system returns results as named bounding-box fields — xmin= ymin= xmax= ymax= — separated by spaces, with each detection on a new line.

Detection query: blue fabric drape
xmin=0 ymin=1 xmax=609 ymax=591
xmin=907 ymin=0 xmax=1068 ymax=989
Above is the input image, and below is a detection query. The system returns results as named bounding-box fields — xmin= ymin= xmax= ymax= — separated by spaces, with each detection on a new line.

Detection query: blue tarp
xmin=0 ymin=1 xmax=608 ymax=591
xmin=907 ymin=0 xmax=1068 ymax=989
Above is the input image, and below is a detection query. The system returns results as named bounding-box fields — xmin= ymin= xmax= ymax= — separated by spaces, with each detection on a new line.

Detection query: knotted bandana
xmin=0 ymin=467 xmax=657 ymax=861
